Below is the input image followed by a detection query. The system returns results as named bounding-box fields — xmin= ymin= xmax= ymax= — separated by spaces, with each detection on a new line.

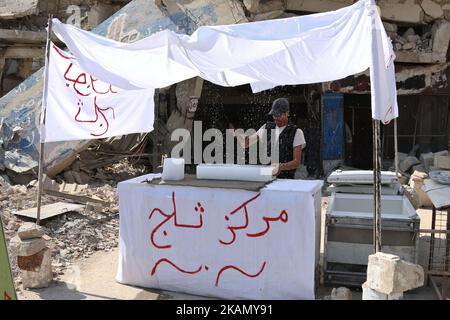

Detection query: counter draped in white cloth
xmin=50 ymin=0 xmax=398 ymax=124
xmin=117 ymin=174 xmax=323 ymax=299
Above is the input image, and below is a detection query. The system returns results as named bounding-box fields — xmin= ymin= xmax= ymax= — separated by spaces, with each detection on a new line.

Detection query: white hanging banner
xmin=43 ymin=43 xmax=155 ymax=143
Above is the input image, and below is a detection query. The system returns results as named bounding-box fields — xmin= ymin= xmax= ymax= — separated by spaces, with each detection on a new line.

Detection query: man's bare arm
xmin=279 ymin=145 xmax=302 ymax=172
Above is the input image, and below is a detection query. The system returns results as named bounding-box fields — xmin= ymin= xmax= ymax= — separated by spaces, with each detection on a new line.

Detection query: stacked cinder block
xmin=362 ymin=252 xmax=424 ymax=300
xmin=9 ymin=222 xmax=53 ymax=289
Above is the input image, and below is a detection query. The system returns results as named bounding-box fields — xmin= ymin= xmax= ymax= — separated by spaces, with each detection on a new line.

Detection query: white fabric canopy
xmin=51 ymin=0 xmax=398 ymax=124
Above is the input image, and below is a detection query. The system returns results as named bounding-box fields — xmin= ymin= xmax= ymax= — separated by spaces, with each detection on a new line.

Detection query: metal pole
xmin=372 ymin=119 xmax=382 ymax=253
xmin=375 ymin=120 xmax=382 ymax=252
xmin=36 ymin=14 xmax=53 ymax=225
xmin=394 ymin=118 xmax=399 ymax=180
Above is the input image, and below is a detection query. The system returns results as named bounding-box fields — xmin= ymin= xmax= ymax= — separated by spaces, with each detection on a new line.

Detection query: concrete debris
xmin=411 ymin=164 xmax=426 ymax=173
xmin=28 ymin=174 xmax=88 ymax=194
xmin=420 ymin=152 xmax=434 ymax=171
xmin=421 ymin=0 xmax=444 ymax=20
xmin=16 ymin=237 xmax=46 ymax=257
xmin=409 ymin=170 xmax=432 ymax=207
xmin=13 ymin=202 xmax=85 ymax=221
xmin=0 ymin=0 xmax=39 ymax=19
xmin=383 ymin=22 xmax=398 ymax=33
xmin=434 ymin=150 xmax=450 ymax=157
xmin=1 ymin=157 xmax=143 ymax=291
xmin=17 ymin=222 xmax=44 ymax=240
xmin=434 ymin=155 xmax=450 ymax=170
xmin=4 ymin=149 xmax=38 ymax=173
xmin=362 ymin=282 xmax=403 ymax=300
xmin=366 ymin=252 xmax=424 ymax=295
xmin=330 ymin=287 xmax=352 ymax=300
xmin=401 ymin=185 xmax=420 ymax=209
xmin=399 ymin=156 xmax=421 ymax=173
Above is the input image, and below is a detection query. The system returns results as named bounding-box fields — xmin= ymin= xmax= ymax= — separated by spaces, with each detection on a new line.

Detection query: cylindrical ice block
xmin=162 ymin=158 xmax=185 ymax=181
xmin=196 ymin=164 xmax=274 ymax=182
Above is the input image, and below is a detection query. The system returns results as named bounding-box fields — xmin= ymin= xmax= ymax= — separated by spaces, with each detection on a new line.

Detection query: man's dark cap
xmin=268 ymin=98 xmax=289 ymax=117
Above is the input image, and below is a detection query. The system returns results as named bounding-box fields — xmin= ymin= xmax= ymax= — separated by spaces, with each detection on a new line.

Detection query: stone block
xmin=362 ymin=282 xmax=403 ymax=300
xmin=421 ymin=0 xmax=443 ymax=19
xmin=434 ymin=155 xmax=450 ymax=170
xmin=366 ymin=252 xmax=424 ymax=295
xmin=331 ymin=287 xmax=352 ymax=300
xmin=411 ymin=164 xmax=425 ymax=173
xmin=21 ymin=248 xmax=53 ymax=289
xmin=420 ymin=152 xmax=434 ymax=171
xmin=409 ymin=172 xmax=432 ymax=207
xmin=399 ymin=156 xmax=420 ymax=172
xmin=380 ymin=1 xmax=424 ymax=24
xmin=17 ymin=222 xmax=44 ymax=240
xmin=431 ymin=20 xmax=450 ymax=61
xmin=403 ymin=28 xmax=416 ymax=38
xmin=17 ymin=237 xmax=46 ymax=257
xmin=383 ymin=22 xmax=398 ymax=33
xmin=403 ymin=42 xmax=416 ymax=50
xmin=434 ymin=150 xmax=450 ymax=157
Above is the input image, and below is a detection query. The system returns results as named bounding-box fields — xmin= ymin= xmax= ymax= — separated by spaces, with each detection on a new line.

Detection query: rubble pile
xmin=395 ymin=149 xmax=450 ymax=208
xmin=0 ymin=157 xmax=148 ymax=291
xmin=384 ymin=23 xmax=433 ymax=53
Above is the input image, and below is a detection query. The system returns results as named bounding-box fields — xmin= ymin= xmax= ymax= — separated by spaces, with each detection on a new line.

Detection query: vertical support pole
xmin=372 ymin=119 xmax=382 ymax=253
xmin=36 ymin=14 xmax=53 ymax=225
xmin=394 ymin=118 xmax=399 ymax=180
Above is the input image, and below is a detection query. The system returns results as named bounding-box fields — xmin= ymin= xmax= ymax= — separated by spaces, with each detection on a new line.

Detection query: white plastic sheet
xmin=44 ymin=44 xmax=155 ymax=142
xmin=51 ymin=0 xmax=398 ymax=124
xmin=117 ymin=174 xmax=323 ymax=299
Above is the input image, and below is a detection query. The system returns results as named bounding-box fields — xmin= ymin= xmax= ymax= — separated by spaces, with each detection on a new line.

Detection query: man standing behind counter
xmin=233 ymin=97 xmax=306 ymax=179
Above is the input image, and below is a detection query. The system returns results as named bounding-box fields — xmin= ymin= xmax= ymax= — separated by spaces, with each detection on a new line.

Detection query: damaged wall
xmin=0 ymin=0 xmax=248 ymax=181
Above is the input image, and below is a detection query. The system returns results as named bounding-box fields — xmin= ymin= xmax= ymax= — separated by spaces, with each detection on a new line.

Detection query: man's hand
xmin=271 ymin=163 xmax=281 ymax=176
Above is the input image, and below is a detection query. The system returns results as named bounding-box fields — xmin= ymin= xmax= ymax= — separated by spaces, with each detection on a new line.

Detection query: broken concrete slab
xmin=20 ymin=248 xmax=53 ymax=289
xmin=13 ymin=202 xmax=85 ymax=221
xmin=43 ymin=190 xmax=109 ymax=207
xmin=366 ymin=252 xmax=424 ymax=295
xmin=421 ymin=0 xmax=443 ymax=20
xmin=28 ymin=174 xmax=88 ymax=194
xmin=420 ymin=152 xmax=434 ymax=171
xmin=434 ymin=155 xmax=450 ymax=170
xmin=362 ymin=282 xmax=403 ymax=300
xmin=17 ymin=237 xmax=46 ymax=257
xmin=17 ymin=222 xmax=44 ymax=240
xmin=431 ymin=20 xmax=450 ymax=62
xmin=4 ymin=149 xmax=38 ymax=173
xmin=434 ymin=150 xmax=450 ymax=157
xmin=422 ymin=178 xmax=450 ymax=209
xmin=380 ymin=0 xmax=424 ymax=24
xmin=0 ymin=0 xmax=39 ymax=20
xmin=411 ymin=164 xmax=426 ymax=173
xmin=399 ymin=156 xmax=421 ymax=172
